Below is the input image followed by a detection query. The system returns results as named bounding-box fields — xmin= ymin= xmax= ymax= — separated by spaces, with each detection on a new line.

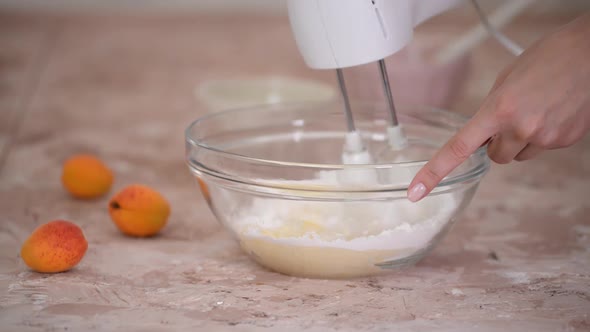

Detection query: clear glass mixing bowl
xmin=185 ymin=101 xmax=489 ymax=279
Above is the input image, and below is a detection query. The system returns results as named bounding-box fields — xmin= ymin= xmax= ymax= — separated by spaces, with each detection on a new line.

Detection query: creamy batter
xmin=234 ymin=170 xmax=459 ymax=278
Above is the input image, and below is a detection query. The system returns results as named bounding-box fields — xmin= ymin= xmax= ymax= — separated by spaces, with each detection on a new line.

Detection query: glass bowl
xmin=185 ymin=101 xmax=489 ymax=279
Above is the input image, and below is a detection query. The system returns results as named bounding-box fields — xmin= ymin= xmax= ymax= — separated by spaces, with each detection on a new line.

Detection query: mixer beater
xmin=336 ymin=60 xmax=408 ymax=164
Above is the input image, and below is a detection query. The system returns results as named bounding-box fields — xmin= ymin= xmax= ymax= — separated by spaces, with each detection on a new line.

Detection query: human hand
xmin=408 ymin=13 xmax=590 ymax=202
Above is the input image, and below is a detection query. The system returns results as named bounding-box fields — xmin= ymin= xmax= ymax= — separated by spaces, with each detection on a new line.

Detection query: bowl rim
xmin=185 ymin=101 xmax=489 ymax=191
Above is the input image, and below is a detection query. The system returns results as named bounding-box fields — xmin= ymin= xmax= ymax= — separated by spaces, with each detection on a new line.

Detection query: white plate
xmin=197 ymin=77 xmax=336 ymax=112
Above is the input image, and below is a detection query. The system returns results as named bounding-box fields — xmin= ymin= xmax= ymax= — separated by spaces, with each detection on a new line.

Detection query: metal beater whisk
xmin=335 ymin=60 xmax=407 ymax=165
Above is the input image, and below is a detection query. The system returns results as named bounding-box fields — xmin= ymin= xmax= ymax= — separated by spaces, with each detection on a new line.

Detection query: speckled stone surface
xmin=0 ymin=9 xmax=589 ymax=332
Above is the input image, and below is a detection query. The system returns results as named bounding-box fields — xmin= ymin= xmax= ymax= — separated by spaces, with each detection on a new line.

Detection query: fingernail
xmin=408 ymin=183 xmax=426 ymax=202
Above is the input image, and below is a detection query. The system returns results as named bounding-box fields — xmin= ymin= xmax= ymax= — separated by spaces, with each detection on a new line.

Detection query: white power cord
xmin=471 ymin=0 xmax=526 ymax=56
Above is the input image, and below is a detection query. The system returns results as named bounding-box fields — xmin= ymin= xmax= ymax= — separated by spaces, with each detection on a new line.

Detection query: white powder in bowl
xmin=233 ymin=170 xmax=459 ymax=278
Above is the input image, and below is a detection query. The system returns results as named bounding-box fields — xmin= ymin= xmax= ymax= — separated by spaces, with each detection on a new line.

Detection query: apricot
xmin=108 ymin=184 xmax=170 ymax=237
xmin=61 ymin=154 xmax=113 ymax=199
xmin=196 ymin=177 xmax=210 ymax=202
xmin=21 ymin=220 xmax=88 ymax=273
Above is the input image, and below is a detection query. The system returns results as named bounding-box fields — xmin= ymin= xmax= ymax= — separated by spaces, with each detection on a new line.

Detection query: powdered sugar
xmin=235 ymin=170 xmax=459 ymax=254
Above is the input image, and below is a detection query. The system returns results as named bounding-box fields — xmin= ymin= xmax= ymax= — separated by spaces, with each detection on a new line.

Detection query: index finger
xmin=407 ymin=112 xmax=497 ymax=202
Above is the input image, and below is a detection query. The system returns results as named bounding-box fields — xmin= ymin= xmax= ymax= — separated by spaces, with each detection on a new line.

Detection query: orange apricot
xmin=21 ymin=220 xmax=88 ymax=273
xmin=61 ymin=154 xmax=113 ymax=199
xmin=196 ymin=177 xmax=210 ymax=202
xmin=108 ymin=184 xmax=170 ymax=237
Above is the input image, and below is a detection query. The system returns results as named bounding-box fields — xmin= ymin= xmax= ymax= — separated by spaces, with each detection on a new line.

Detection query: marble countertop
xmin=0 ymin=8 xmax=589 ymax=332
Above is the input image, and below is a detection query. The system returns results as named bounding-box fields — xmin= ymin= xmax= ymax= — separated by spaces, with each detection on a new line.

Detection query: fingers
xmin=486 ymin=133 xmax=528 ymax=164
xmin=407 ymin=64 xmax=512 ymax=203
xmin=515 ymin=144 xmax=544 ymax=161
xmin=479 ymin=136 xmax=493 ymax=148
xmin=407 ymin=112 xmax=498 ymax=202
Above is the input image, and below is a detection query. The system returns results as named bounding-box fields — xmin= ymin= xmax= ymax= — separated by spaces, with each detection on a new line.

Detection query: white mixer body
xmin=287 ymin=0 xmax=463 ymax=69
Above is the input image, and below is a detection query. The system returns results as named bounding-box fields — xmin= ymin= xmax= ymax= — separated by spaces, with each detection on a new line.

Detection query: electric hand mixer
xmin=286 ymin=0 xmax=526 ymax=166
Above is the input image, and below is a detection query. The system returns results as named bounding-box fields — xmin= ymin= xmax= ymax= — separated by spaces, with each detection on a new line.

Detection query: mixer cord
xmin=471 ymin=0 xmax=525 ymax=56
